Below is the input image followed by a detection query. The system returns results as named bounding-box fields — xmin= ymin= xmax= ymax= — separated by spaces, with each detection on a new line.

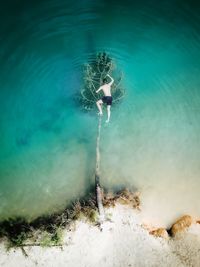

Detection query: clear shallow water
xmin=0 ymin=0 xmax=200 ymax=226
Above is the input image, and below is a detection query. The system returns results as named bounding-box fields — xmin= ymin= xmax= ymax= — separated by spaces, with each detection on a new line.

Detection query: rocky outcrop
xmin=170 ymin=215 xmax=193 ymax=236
xmin=150 ymin=228 xmax=169 ymax=239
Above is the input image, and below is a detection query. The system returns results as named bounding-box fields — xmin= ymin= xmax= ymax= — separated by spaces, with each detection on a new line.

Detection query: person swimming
xmin=96 ymin=74 xmax=114 ymax=123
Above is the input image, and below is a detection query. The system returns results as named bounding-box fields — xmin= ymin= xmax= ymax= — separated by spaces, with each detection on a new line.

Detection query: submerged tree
xmin=78 ymin=52 xmax=125 ymax=223
xmin=78 ymin=52 xmax=125 ymax=111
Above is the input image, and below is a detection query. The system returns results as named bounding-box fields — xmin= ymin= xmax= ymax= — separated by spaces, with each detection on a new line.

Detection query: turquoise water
xmin=0 ymin=0 xmax=200 ymax=226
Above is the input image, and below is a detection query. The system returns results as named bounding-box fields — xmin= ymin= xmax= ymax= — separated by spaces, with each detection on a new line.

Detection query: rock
xmin=150 ymin=228 xmax=169 ymax=239
xmin=170 ymin=215 xmax=193 ymax=236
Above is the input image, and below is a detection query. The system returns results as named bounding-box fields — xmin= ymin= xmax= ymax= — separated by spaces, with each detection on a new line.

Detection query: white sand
xmin=1 ymin=204 xmax=200 ymax=267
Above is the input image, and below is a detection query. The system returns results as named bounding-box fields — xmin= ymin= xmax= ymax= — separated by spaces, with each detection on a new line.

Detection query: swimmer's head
xmin=102 ymin=78 xmax=108 ymax=84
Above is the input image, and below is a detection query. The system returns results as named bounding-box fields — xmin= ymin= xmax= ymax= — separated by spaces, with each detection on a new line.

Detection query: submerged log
xmin=95 ymin=116 xmax=105 ymax=222
xmin=95 ymin=175 xmax=104 ymax=222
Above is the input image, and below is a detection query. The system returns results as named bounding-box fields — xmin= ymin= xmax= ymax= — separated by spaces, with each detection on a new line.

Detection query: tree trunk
xmin=95 ymin=116 xmax=104 ymax=222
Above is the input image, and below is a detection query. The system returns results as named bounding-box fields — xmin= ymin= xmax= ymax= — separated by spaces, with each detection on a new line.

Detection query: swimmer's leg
xmin=106 ymin=105 xmax=111 ymax=123
xmin=96 ymin=100 xmax=103 ymax=115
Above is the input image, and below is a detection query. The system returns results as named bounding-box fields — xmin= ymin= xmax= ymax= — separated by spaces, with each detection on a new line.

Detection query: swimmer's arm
xmin=107 ymin=74 xmax=114 ymax=86
xmin=96 ymin=87 xmax=102 ymax=93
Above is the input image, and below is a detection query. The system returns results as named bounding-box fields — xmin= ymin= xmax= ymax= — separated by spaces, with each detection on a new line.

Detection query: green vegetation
xmin=39 ymin=228 xmax=63 ymax=247
xmin=70 ymin=200 xmax=98 ymax=223
xmin=0 ymin=193 xmax=99 ymax=248
xmin=0 ymin=217 xmax=31 ymax=247
xmin=0 ymin=189 xmax=139 ymax=249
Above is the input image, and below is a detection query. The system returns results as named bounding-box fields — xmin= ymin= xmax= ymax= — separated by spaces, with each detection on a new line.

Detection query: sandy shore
xmin=1 ymin=204 xmax=200 ymax=267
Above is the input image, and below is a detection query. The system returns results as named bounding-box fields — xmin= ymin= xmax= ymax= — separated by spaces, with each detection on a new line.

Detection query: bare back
xmin=96 ymin=74 xmax=114 ymax=123
xmin=101 ymin=84 xmax=112 ymax=96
